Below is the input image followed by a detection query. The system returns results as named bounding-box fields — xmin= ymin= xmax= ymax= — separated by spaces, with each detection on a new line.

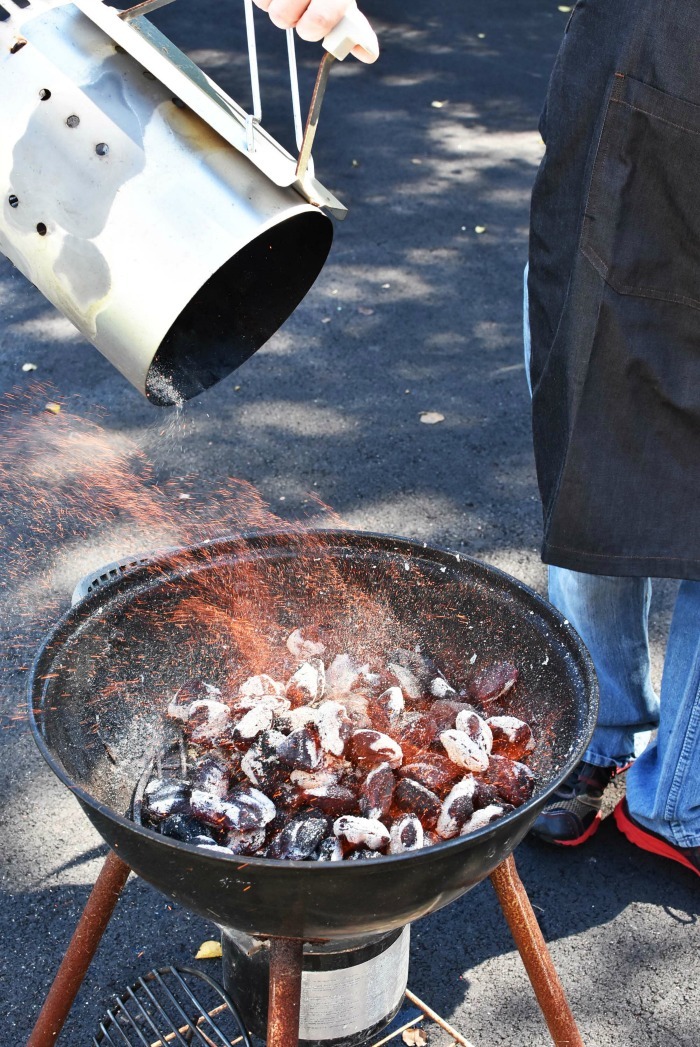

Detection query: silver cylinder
xmin=220 ymin=925 xmax=411 ymax=1046
xmin=0 ymin=1 xmax=333 ymax=404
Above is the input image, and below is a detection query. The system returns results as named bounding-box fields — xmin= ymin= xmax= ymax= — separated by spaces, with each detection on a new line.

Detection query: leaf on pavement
xmin=195 ymin=940 xmax=222 ymax=960
xmin=402 ymin=1029 xmax=427 ymax=1046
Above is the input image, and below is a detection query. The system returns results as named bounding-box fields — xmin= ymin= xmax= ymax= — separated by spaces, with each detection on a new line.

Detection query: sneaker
xmin=614 ymin=798 xmax=700 ymax=878
xmin=529 ymin=761 xmax=622 ymax=846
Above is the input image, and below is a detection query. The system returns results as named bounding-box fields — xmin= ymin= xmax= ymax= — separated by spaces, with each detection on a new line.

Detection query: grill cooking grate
xmin=93 ymin=966 xmax=252 ymax=1047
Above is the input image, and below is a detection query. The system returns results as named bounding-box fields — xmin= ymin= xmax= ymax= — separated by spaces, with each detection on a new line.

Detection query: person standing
xmin=257 ymin=0 xmax=700 ymax=876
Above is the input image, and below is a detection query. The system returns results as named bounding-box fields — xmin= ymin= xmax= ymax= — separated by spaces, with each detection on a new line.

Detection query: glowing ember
xmin=138 ymin=630 xmax=537 ymax=860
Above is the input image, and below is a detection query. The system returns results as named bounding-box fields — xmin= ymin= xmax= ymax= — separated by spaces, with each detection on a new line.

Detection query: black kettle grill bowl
xmin=29 ymin=530 xmax=597 ymax=940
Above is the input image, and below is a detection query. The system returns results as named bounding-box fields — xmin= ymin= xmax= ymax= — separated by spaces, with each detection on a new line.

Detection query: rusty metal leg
xmin=267 ymin=937 xmax=304 ymax=1047
xmin=490 ymin=854 xmax=585 ymax=1047
xmin=27 ymin=850 xmax=132 ymax=1047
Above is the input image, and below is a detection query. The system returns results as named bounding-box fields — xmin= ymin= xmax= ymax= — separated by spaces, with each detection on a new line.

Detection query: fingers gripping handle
xmin=322 ymin=1 xmax=378 ymax=60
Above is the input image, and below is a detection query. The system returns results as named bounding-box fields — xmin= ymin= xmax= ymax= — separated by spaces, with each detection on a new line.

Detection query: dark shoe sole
xmin=531 ymin=760 xmax=633 ymax=847
xmin=545 ymin=811 xmax=603 ymax=847
xmin=614 ymin=799 xmax=700 ymax=878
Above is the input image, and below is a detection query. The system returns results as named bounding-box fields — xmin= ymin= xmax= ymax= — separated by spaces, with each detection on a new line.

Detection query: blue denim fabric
xmin=548 ymin=570 xmax=700 ymax=849
xmin=525 ymin=265 xmax=700 ymax=848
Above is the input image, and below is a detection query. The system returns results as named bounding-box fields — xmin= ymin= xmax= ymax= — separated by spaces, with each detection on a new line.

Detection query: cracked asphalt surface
xmin=0 ymin=2 xmax=697 ymax=1045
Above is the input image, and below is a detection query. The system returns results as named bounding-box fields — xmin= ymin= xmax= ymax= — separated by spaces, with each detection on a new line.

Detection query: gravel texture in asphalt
xmin=0 ymin=2 xmax=696 ymax=1046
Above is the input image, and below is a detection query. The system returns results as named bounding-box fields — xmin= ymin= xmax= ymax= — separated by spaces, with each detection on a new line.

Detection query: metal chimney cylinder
xmin=0 ymin=0 xmax=333 ymax=405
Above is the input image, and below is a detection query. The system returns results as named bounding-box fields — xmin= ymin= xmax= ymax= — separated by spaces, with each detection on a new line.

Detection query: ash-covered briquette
xmin=137 ymin=631 xmax=537 ymax=861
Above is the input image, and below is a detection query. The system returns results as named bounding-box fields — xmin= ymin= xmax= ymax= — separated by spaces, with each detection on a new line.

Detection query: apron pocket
xmin=580 ymin=74 xmax=700 ymax=310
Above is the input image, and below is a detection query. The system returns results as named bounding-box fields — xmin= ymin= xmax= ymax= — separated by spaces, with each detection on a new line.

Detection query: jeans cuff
xmin=583 ymin=749 xmax=632 ymax=771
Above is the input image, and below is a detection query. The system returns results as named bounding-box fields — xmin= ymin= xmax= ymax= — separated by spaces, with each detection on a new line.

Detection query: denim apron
xmin=527 ymin=0 xmax=700 ymax=579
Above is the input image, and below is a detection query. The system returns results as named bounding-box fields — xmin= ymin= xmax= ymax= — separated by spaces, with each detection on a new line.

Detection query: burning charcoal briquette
xmin=469 ymin=662 xmax=519 ymax=705
xmin=167 ymin=680 xmax=220 ymax=721
xmin=290 ymin=766 xmax=338 ymax=789
xmin=160 ymin=813 xmax=215 ymax=845
xmin=267 ymin=810 xmax=330 ymax=860
xmin=350 ymin=729 xmax=403 ymax=769
xmin=342 ymin=692 xmax=372 ymax=728
xmin=486 ymin=716 xmax=535 ymax=760
xmin=241 ymin=746 xmax=284 ymax=792
xmin=436 ymin=777 xmax=477 ymax=839
xmin=440 ymin=729 xmax=490 ymax=773
xmin=454 ymin=710 xmax=493 ymax=756
xmin=275 ymin=705 xmax=319 ymax=734
xmin=187 ymin=699 xmax=232 ymax=747
xmin=485 ymin=755 xmax=536 ymax=806
xmin=325 ymin=652 xmax=365 ymax=695
xmin=398 ymin=755 xmax=461 ymax=795
xmin=225 ymin=826 xmax=267 ymax=855
xmin=272 ymin=781 xmax=304 ymax=812
xmin=376 ymin=686 xmax=405 ymax=723
xmin=428 ymin=699 xmax=464 ymax=732
xmin=191 ymin=755 xmax=229 ymax=798
xmin=316 ymin=835 xmax=344 ymax=861
xmin=225 ymin=786 xmax=276 ymax=830
xmin=238 ymin=674 xmax=286 ymax=700
xmin=285 ymin=661 xmax=323 ymax=706
xmin=393 ymin=778 xmax=442 ymax=830
xmin=386 ymin=661 xmax=422 ymax=702
xmin=277 ymin=725 xmax=322 ymax=771
xmin=397 ymin=715 xmax=437 ymax=759
xmin=459 ymin=804 xmax=506 ymax=836
xmin=389 ymin=814 xmax=424 ymax=854
xmin=286 ymin=628 xmax=326 ymax=662
xmin=302 ymin=784 xmax=358 ymax=816
xmin=359 ymin=762 xmax=395 ymax=819
xmin=233 ymin=701 xmax=276 ymax=743
xmin=316 ymin=700 xmax=353 ymax=756
xmin=346 ymin=848 xmax=383 ymax=860
xmin=143 ymin=779 xmax=190 ymax=822
xmin=429 ymin=676 xmax=456 ymax=699
xmin=333 ymin=815 xmax=391 ymax=851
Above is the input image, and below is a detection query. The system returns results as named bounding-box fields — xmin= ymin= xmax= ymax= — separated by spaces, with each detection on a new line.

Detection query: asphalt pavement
xmin=0 ymin=2 xmax=697 ymax=1045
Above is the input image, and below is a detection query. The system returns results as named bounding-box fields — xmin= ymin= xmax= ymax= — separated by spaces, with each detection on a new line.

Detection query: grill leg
xmin=490 ymin=854 xmax=585 ymax=1047
xmin=27 ymin=850 xmax=132 ymax=1047
xmin=266 ymin=937 xmax=304 ymax=1047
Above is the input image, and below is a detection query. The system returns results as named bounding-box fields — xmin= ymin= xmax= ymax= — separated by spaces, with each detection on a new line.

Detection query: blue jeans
xmin=525 ymin=265 xmax=700 ymax=849
xmin=548 ymin=569 xmax=700 ymax=849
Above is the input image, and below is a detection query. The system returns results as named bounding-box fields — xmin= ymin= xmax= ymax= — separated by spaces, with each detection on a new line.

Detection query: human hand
xmin=252 ymin=0 xmax=379 ymax=63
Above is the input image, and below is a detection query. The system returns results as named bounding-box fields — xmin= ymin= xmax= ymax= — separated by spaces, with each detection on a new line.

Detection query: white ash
xmin=317 ymin=700 xmax=352 ymax=756
xmin=238 ymin=674 xmax=285 ymax=699
xmin=389 ymin=814 xmax=424 ymax=853
xmin=333 ymin=815 xmax=391 ymax=851
xmin=430 ymin=677 xmax=456 ymax=698
xmin=285 ymin=662 xmax=322 ymax=703
xmin=455 ymin=710 xmax=493 ymax=755
xmin=440 ymin=729 xmax=490 ymax=773
xmin=436 ymin=777 xmax=477 ymax=839
xmin=459 ymin=805 xmax=505 ymax=835
xmin=234 ymin=703 xmax=275 ymax=741
xmin=377 ymin=686 xmax=405 ymax=720
xmin=286 ymin=628 xmax=326 ymax=661
xmin=325 ymin=652 xmax=366 ymax=695
xmin=351 ymin=729 xmax=403 ymax=769
xmin=387 ymin=662 xmax=422 ymax=700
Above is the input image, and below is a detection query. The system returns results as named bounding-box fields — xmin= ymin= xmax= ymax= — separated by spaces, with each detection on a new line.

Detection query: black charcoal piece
xmin=266 ymin=810 xmax=329 ymax=860
xmin=159 ymin=813 xmax=215 ymax=844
